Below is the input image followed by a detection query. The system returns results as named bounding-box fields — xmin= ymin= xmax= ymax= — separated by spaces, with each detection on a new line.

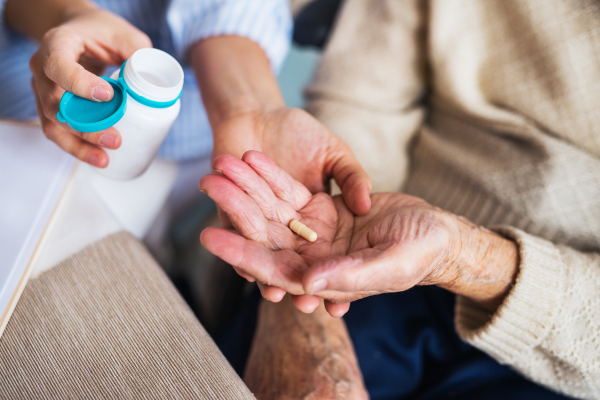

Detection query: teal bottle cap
xmin=57 ymin=77 xmax=126 ymax=133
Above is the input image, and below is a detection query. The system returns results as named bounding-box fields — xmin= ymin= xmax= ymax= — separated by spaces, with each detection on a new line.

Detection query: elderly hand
xmin=28 ymin=4 xmax=151 ymax=167
xmin=200 ymin=151 xmax=519 ymax=317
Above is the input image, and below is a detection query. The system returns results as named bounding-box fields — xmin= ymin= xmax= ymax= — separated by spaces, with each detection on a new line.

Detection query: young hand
xmin=21 ymin=2 xmax=151 ymax=167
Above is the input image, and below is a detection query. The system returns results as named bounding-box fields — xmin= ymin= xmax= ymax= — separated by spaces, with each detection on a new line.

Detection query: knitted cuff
xmin=454 ymin=226 xmax=566 ymax=363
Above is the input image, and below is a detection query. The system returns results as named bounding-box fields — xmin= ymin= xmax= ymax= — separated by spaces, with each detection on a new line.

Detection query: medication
xmin=289 ymin=219 xmax=318 ymax=242
xmin=58 ymin=48 xmax=184 ymax=180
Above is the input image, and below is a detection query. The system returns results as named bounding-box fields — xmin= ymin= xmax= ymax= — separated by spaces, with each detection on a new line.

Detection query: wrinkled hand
xmin=200 ymin=151 xmax=479 ymax=317
xmin=30 ymin=5 xmax=151 ymax=167
xmin=210 ymin=108 xmax=372 ymax=308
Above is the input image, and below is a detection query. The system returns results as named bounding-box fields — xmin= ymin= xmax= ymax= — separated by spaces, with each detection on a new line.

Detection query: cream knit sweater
xmin=305 ymin=0 xmax=600 ymax=398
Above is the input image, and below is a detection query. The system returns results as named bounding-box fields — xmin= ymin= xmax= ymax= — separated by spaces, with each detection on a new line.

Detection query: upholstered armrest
xmin=0 ymin=231 xmax=254 ymax=399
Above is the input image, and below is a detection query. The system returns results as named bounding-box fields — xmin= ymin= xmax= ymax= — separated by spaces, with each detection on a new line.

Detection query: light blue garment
xmin=0 ymin=0 xmax=291 ymax=161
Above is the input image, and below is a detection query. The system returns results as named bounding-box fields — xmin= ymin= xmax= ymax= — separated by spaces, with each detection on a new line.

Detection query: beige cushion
xmin=0 ymin=231 xmax=254 ymax=399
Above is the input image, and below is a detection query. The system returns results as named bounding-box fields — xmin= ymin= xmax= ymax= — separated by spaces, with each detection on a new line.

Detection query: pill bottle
xmin=57 ymin=48 xmax=184 ymax=180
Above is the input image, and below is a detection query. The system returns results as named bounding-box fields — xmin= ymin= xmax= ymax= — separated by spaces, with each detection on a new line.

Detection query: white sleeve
xmin=166 ymin=0 xmax=292 ymax=72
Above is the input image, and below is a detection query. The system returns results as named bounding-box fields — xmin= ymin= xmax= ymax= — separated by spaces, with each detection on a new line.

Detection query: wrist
xmin=190 ymin=35 xmax=284 ymax=130
xmin=440 ymin=216 xmax=519 ymax=311
xmin=211 ymin=96 xmax=280 ymax=131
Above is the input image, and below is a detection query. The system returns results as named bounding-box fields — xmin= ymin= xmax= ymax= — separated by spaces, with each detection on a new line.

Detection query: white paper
xmin=0 ymin=122 xmax=75 ymax=330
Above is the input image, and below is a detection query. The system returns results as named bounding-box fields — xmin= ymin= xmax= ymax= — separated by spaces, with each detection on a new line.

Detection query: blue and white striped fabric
xmin=0 ymin=0 xmax=292 ymax=161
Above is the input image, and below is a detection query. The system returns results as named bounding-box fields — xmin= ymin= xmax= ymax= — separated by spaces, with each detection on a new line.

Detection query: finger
xmin=302 ymin=247 xmax=410 ymax=299
xmin=257 ymin=282 xmax=286 ymax=303
xmin=213 ymin=154 xmax=298 ymax=223
xmin=112 ymin=28 xmax=153 ymax=60
xmin=31 ymin=56 xmax=122 ymax=149
xmin=242 ymin=150 xmax=312 ymax=211
xmin=324 ymin=301 xmax=350 ymax=318
xmin=42 ymin=39 xmax=114 ymax=102
xmin=200 ymin=227 xmax=306 ymax=295
xmin=199 ymin=174 xmax=269 ymax=242
xmin=77 ymin=126 xmax=122 ymax=150
xmin=329 ymin=143 xmax=372 ymax=216
xmin=200 ymin=174 xmax=296 ymax=250
xmin=291 ymin=294 xmax=320 ymax=314
xmin=34 ymin=89 xmax=109 ymax=167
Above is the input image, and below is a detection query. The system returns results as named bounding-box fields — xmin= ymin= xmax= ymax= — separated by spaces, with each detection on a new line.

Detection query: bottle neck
xmin=122 ymin=48 xmax=184 ymax=103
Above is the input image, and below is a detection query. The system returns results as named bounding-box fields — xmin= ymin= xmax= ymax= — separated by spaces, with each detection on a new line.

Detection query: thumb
xmin=43 ymin=48 xmax=115 ymax=102
xmin=42 ymin=26 xmax=151 ymax=103
xmin=329 ymin=143 xmax=372 ymax=216
xmin=302 ymin=248 xmax=409 ymax=301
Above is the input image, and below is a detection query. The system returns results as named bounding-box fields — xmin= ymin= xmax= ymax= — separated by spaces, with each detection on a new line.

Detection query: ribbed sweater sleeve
xmin=455 ymin=227 xmax=600 ymax=399
xmin=306 ymin=0 xmax=600 ymax=398
xmin=305 ymin=0 xmax=427 ymax=193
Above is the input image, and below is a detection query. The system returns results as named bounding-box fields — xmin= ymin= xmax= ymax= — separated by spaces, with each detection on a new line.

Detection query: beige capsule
xmin=289 ymin=219 xmax=318 ymax=242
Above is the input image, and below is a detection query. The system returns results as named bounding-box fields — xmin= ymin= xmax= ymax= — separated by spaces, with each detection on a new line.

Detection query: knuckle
xmin=42 ymin=52 xmax=59 ymax=77
xmin=79 ymin=131 xmax=93 ymax=142
xmin=73 ymin=147 xmax=89 ymax=161
xmin=271 ymin=204 xmax=294 ymax=223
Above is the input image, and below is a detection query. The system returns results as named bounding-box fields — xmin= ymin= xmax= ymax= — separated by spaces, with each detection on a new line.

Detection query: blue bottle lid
xmin=57 ymin=61 xmax=183 ymax=133
xmin=57 ymin=77 xmax=126 ymax=133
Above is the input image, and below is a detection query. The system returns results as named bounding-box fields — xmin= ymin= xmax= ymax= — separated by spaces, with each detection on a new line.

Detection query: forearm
xmin=190 ymin=35 xmax=284 ymax=131
xmin=245 ymin=296 xmax=368 ymax=398
xmin=4 ymin=0 xmax=96 ymax=41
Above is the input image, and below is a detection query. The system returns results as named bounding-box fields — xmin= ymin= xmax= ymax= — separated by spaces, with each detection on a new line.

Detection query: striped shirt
xmin=0 ymin=0 xmax=292 ymax=161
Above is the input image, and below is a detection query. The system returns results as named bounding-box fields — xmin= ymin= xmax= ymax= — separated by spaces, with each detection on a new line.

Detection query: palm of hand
xmin=200 ymin=151 xmax=457 ymax=306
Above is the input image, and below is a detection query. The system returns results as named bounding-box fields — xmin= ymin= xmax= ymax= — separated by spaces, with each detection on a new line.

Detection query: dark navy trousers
xmin=216 ymin=286 xmax=568 ymax=400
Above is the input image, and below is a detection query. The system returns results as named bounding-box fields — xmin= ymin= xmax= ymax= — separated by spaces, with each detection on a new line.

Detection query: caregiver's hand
xmin=5 ymin=0 xmax=151 ymax=167
xmin=191 ymin=36 xmax=372 ymax=307
xmin=211 ymin=107 xmax=372 ymax=218
xmin=200 ymin=151 xmax=520 ymax=317
xmin=191 ymin=36 xmax=372 ymax=217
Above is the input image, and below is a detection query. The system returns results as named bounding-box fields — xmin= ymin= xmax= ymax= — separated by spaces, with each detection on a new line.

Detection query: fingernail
xmin=310 ymin=278 xmax=328 ymax=294
xmin=199 ymin=189 xmax=207 ymax=194
xmin=87 ymin=154 xmax=104 ymax=167
xmin=92 ymin=86 xmax=111 ymax=102
xmin=99 ymin=134 xmax=117 ymax=148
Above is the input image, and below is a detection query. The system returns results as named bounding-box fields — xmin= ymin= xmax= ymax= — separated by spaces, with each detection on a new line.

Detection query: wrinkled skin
xmin=210 ymin=108 xmax=373 ymax=315
xmin=200 ymin=151 xmax=466 ymax=317
xmin=244 ymin=296 xmax=369 ymax=400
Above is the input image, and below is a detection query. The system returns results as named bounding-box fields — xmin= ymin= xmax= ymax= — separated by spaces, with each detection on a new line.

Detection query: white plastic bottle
xmin=57 ymin=48 xmax=184 ymax=180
